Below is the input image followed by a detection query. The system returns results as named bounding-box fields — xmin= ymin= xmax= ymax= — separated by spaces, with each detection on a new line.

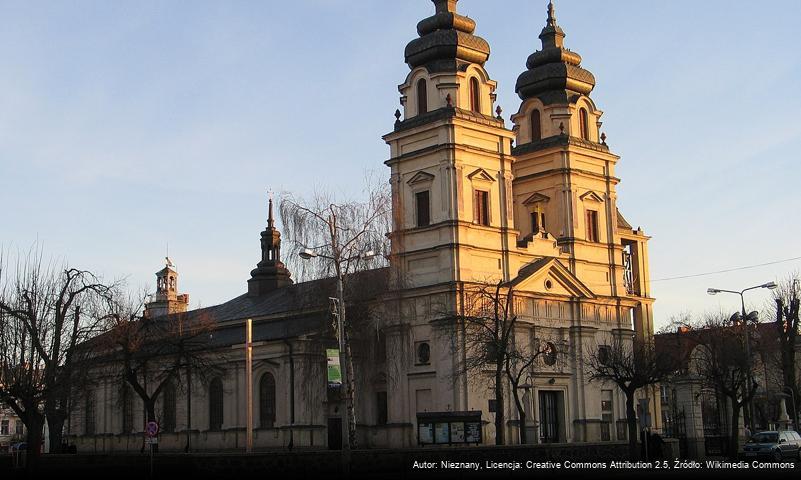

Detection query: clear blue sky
xmin=1 ymin=0 xmax=799 ymax=329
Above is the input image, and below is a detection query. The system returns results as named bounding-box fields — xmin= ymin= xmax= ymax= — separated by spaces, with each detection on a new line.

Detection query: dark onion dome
xmin=515 ymin=1 xmax=596 ymax=104
xmin=405 ymin=0 xmax=491 ymax=73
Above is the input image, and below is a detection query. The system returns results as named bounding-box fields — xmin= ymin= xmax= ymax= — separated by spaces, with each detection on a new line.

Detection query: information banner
xmin=326 ymin=349 xmax=341 ymax=386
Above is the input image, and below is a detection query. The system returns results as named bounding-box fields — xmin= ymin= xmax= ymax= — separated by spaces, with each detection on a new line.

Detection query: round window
xmin=545 ymin=279 xmax=553 ymax=290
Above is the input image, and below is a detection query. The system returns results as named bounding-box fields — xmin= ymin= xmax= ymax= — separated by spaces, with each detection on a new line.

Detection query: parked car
xmin=743 ymin=431 xmax=801 ymax=461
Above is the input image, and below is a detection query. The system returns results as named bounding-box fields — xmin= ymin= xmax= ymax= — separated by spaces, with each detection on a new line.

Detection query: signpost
xmin=146 ymin=421 xmax=159 ymax=477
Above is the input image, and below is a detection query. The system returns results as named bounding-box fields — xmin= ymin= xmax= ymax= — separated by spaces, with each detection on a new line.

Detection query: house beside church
xmin=67 ymin=0 xmax=659 ymax=452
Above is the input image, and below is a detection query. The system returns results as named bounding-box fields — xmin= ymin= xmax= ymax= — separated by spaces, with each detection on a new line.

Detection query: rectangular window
xmin=376 ymin=392 xmax=388 ymax=426
xmin=1 ymin=420 xmax=8 ymax=435
xmin=531 ymin=211 xmax=546 ymax=233
xmin=474 ymin=190 xmax=489 ymax=226
xmin=415 ymin=191 xmax=430 ymax=227
xmin=586 ymin=210 xmax=599 ymax=242
xmin=15 ymin=420 xmax=23 ymax=435
xmin=601 ymin=390 xmax=613 ymax=441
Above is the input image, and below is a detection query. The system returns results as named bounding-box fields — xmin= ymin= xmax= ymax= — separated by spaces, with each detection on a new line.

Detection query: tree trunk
xmin=344 ymin=329 xmax=358 ymax=449
xmin=24 ymin=411 xmax=45 ymax=474
xmin=729 ymin=403 xmax=741 ymax=460
xmin=495 ymin=368 xmax=505 ymax=445
xmin=625 ymin=393 xmax=639 ymax=460
xmin=145 ymin=399 xmax=159 ymax=454
xmin=511 ymin=385 xmax=526 ymax=445
xmin=45 ymin=411 xmax=66 ymax=453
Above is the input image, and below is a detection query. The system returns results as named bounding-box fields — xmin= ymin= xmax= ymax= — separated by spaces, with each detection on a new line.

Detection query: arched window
xmin=531 ymin=109 xmax=542 ymax=142
xmin=417 ymin=79 xmax=428 ymax=115
xmin=209 ymin=378 xmax=223 ymax=431
xmin=162 ymin=381 xmax=176 ymax=433
xmin=259 ymin=372 xmax=276 ymax=428
xmin=579 ymin=108 xmax=589 ymax=140
xmin=469 ymin=77 xmax=481 ymax=113
xmin=121 ymin=386 xmax=133 ymax=433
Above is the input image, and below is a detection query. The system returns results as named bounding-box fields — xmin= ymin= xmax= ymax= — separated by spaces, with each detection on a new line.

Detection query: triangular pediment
xmin=407 ymin=171 xmax=435 ymax=185
xmin=523 ymin=192 xmax=551 ymax=205
xmin=509 ymin=257 xmax=596 ymax=299
xmin=467 ymin=168 xmax=495 ymax=183
xmin=579 ymin=191 xmax=604 ymax=203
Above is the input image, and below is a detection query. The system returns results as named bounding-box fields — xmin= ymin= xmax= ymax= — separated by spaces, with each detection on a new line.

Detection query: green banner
xmin=326 ymin=348 xmax=341 ymax=386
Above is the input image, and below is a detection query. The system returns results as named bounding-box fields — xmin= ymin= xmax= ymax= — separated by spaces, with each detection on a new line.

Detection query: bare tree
xmin=0 ymin=246 xmax=110 ymax=464
xmin=504 ymin=329 xmax=561 ymax=445
xmin=452 ymin=281 xmax=560 ymax=445
xmin=771 ymin=275 xmax=800 ymax=428
xmin=278 ymin=176 xmax=391 ymax=454
xmin=94 ymin=287 xmax=219 ymax=452
xmin=679 ymin=313 xmax=764 ymax=460
xmin=584 ymin=334 xmax=676 ymax=460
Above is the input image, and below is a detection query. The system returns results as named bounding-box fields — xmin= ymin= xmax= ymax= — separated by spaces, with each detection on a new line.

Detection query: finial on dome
xmin=267 ymin=190 xmax=275 ymax=228
xmin=547 ymin=1 xmax=557 ymax=27
xmin=433 ymin=0 xmax=458 ymax=14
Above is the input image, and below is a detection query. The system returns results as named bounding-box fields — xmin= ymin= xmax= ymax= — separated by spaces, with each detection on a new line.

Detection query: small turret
xmin=515 ymin=0 xmax=596 ymax=105
xmin=248 ymin=195 xmax=293 ymax=296
xmin=404 ymin=0 xmax=491 ymax=73
xmin=144 ymin=257 xmax=189 ymax=319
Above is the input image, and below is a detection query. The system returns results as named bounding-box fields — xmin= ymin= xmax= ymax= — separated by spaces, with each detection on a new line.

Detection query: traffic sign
xmin=146 ymin=421 xmax=160 ymax=438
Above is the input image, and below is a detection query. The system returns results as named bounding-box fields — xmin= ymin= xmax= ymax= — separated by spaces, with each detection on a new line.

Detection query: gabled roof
xmin=467 ymin=168 xmax=495 ymax=183
xmin=508 ymin=257 xmax=595 ymax=298
xmin=407 ymin=171 xmax=435 ymax=185
xmin=522 ymin=193 xmax=550 ymax=205
xmin=579 ymin=191 xmax=604 ymax=203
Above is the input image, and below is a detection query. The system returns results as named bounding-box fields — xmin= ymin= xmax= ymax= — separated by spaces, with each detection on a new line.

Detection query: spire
xmin=404 ymin=0 xmax=490 ymax=73
xmin=515 ymin=1 xmax=595 ymax=104
xmin=248 ymin=192 xmax=293 ymax=296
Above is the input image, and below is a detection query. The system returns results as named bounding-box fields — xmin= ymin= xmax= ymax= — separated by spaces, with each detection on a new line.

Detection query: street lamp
xmin=299 ymin=246 xmax=377 ymax=467
xmin=706 ymin=281 xmax=778 ymax=431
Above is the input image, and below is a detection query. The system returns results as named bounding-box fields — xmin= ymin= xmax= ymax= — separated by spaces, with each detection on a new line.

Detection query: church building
xmin=68 ymin=0 xmax=658 ymax=452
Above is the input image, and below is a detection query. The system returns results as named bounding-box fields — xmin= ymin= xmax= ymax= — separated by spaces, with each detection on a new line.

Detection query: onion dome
xmin=405 ymin=0 xmax=491 ymax=73
xmin=515 ymin=1 xmax=596 ymax=104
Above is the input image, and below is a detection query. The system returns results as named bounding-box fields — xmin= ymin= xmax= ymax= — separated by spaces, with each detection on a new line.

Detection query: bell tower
xmin=384 ymin=0 xmax=517 ymax=288
xmin=510 ymin=1 xmax=655 ymax=341
xmin=144 ymin=257 xmax=189 ymax=319
xmin=248 ymin=195 xmax=293 ymax=296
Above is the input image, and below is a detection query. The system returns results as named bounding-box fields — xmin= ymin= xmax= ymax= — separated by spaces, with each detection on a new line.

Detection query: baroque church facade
xmin=68 ymin=0 xmax=658 ymax=452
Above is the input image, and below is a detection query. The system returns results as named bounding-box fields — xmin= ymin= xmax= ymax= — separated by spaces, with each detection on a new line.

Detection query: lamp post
xmin=300 ymin=246 xmax=376 ymax=468
xmin=707 ymin=281 xmax=778 ymax=432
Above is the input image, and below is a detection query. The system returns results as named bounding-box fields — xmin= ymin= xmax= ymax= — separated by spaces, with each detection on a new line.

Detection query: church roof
xmin=152 ymin=267 xmax=391 ymax=346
